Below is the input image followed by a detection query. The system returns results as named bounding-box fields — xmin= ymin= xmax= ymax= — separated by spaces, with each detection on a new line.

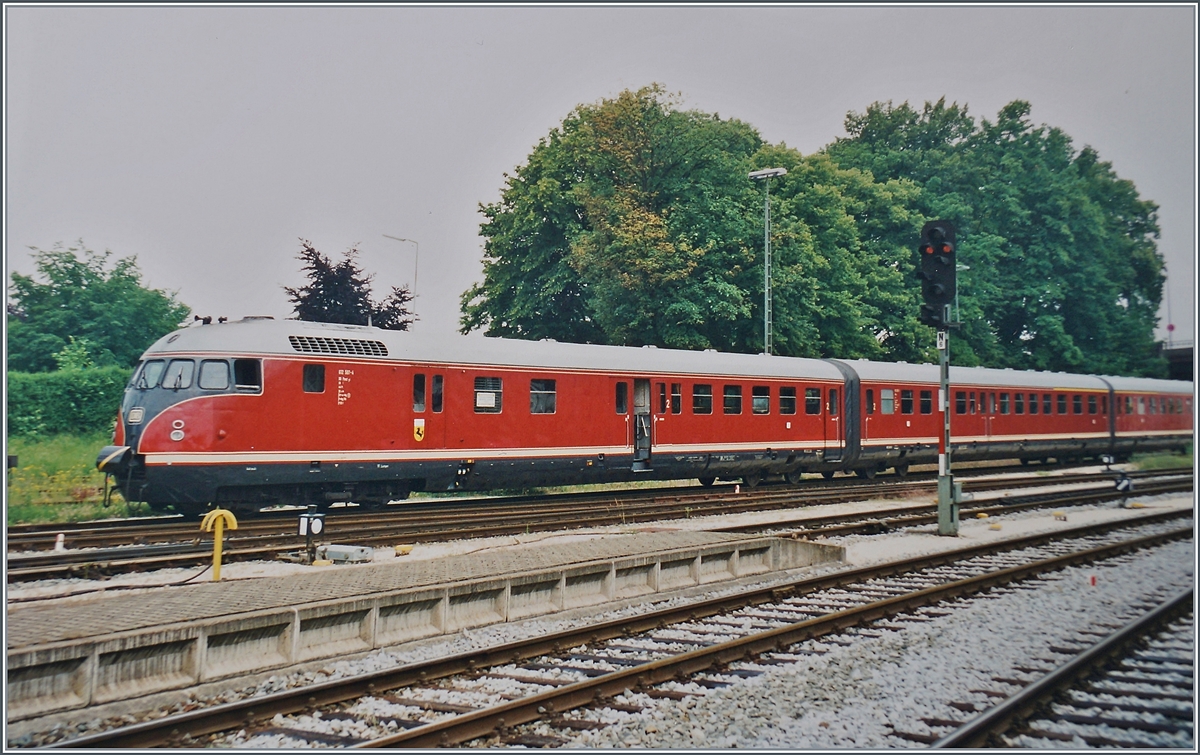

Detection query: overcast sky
xmin=6 ymin=4 xmax=1196 ymax=346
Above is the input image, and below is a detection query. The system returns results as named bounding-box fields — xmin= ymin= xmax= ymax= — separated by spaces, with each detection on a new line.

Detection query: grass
xmin=5 ymin=431 xmax=150 ymax=525
xmin=1130 ymin=444 xmax=1193 ymax=471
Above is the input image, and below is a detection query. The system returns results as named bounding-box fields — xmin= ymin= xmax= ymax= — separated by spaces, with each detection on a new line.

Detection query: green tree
xmin=462 ymin=85 xmax=763 ymax=350
xmin=827 ymin=99 xmax=1166 ymax=376
xmin=7 ymin=242 xmax=191 ymax=373
xmin=284 ymin=240 xmax=416 ymax=329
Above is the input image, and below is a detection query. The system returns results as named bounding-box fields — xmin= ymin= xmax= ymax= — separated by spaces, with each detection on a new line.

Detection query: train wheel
xmin=893 ymin=463 xmax=909 ymax=478
xmin=698 ymin=477 xmax=716 ymax=488
xmin=821 ymin=470 xmax=836 ymax=480
xmin=784 ymin=470 xmax=804 ymax=485
xmin=742 ymin=473 xmax=762 ymax=489
xmin=855 ymin=467 xmax=877 ymax=480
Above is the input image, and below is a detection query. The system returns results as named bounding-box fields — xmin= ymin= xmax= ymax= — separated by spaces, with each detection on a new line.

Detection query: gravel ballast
xmin=569 ymin=539 xmax=1194 ymax=749
xmin=7 ymin=492 xmax=1193 ymax=749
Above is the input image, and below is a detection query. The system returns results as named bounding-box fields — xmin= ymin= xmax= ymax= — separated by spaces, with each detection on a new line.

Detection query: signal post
xmin=917 ymin=221 xmax=959 ymax=536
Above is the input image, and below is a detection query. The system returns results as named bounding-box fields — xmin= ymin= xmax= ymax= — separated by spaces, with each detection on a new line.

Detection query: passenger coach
xmin=97 ymin=318 xmax=1193 ymax=515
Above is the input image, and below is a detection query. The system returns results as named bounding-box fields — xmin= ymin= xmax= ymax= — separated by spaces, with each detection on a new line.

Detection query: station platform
xmin=7 ymin=529 xmax=841 ymax=723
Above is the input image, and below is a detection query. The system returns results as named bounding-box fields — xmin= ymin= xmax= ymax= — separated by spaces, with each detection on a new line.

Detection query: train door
xmin=633 ymin=378 xmax=652 ymax=470
xmin=410 ymin=372 xmax=446 ymax=447
xmin=824 ymin=386 xmax=843 ymax=460
xmin=983 ymin=390 xmax=995 ymax=443
xmin=862 ymin=386 xmax=874 ymax=442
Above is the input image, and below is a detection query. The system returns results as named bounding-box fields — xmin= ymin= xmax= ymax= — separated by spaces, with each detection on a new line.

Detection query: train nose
xmin=96 ymin=445 xmax=132 ymax=475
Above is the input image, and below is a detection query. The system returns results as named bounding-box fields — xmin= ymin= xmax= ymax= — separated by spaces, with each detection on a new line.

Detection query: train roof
xmin=144 ymin=317 xmax=1194 ymax=394
xmin=144 ymin=317 xmax=847 ymax=381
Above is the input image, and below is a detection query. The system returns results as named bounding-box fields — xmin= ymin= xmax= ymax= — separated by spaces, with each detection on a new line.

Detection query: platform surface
xmin=7 ymin=530 xmax=751 ymax=649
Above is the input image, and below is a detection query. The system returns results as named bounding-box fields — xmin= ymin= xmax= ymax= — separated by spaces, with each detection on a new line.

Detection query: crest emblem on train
xmin=413 ymin=418 xmax=425 ymax=442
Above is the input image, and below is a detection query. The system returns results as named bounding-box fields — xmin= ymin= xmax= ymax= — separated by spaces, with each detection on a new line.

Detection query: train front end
xmin=96 ymin=319 xmax=269 ymax=515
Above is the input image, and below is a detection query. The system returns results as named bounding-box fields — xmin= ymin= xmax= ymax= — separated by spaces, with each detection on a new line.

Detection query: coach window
xmin=900 ymin=389 xmax=914 ymax=415
xmin=829 ymin=389 xmax=839 ymax=416
xmin=970 ymin=391 xmax=977 ymax=414
xmin=1014 ymin=393 xmax=1024 ymax=415
xmin=989 ymin=393 xmax=997 ymax=414
xmin=530 ymin=379 xmax=556 ymax=414
xmin=805 ymin=388 xmax=822 ymax=415
xmin=199 ymin=360 xmax=230 ymax=390
xmin=724 ymin=385 xmax=743 ymax=415
xmin=303 ymin=364 xmax=325 ymax=393
xmin=657 ymin=383 xmax=667 ymax=414
xmin=432 ymin=375 xmax=444 ymax=413
xmin=1055 ymin=394 xmax=1065 ymax=414
xmin=1072 ymin=395 xmax=1083 ymax=414
xmin=919 ymin=390 xmax=932 ymax=414
xmin=955 ymin=391 xmax=966 ymax=415
xmin=671 ymin=383 xmax=682 ymax=414
xmin=616 ymin=382 xmax=629 ymax=414
xmin=1029 ymin=393 xmax=1038 ymax=414
xmin=413 ymin=374 xmax=426 ymax=412
xmin=880 ymin=389 xmax=895 ymax=415
xmin=1125 ymin=396 xmax=1133 ymax=414
xmin=1087 ymin=395 xmax=1097 ymax=414
xmin=752 ymin=386 xmax=770 ymax=415
xmin=866 ymin=389 xmax=876 ymax=415
xmin=475 ymin=377 xmax=503 ymax=413
xmin=1101 ymin=396 xmax=1108 ymax=415
xmin=1043 ymin=393 xmax=1052 ymax=415
xmin=780 ymin=387 xmax=797 ymax=415
xmin=234 ymin=359 xmax=262 ymax=393
xmin=692 ymin=384 xmax=713 ymax=414
xmin=999 ymin=393 xmax=1010 ymax=414
xmin=1148 ymin=397 xmax=1157 ymax=415
xmin=1138 ymin=396 xmax=1146 ymax=415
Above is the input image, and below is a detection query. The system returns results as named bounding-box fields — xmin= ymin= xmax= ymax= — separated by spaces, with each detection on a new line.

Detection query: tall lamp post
xmin=382 ymin=235 xmax=419 ymax=293
xmin=748 ymin=167 xmax=788 ymax=355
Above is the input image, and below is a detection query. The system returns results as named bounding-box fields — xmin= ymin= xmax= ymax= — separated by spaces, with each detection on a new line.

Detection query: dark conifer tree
xmin=284 ymin=240 xmax=415 ymax=330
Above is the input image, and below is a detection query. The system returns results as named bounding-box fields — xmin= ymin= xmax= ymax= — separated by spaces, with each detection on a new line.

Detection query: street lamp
xmin=748 ymin=167 xmax=788 ymax=355
xmin=382 ymin=235 xmax=419 ymax=293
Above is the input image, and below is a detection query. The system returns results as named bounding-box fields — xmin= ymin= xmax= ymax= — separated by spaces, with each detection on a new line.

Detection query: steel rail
xmin=11 ymin=466 xmax=1177 ymax=549
xmin=46 ymin=510 xmax=1192 ymax=749
xmin=356 ymin=527 xmax=1195 ymax=748
xmin=9 ymin=474 xmax=1191 ymax=582
xmin=932 ymin=587 xmax=1195 ymax=748
xmin=11 ymin=469 xmax=1187 ymax=555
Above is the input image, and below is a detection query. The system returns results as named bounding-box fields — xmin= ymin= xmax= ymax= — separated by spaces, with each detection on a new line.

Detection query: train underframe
xmin=98 ymin=432 xmax=1189 ymax=517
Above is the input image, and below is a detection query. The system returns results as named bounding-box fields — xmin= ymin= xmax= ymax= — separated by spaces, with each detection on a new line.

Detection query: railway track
xmin=7 ymin=469 xmax=1190 ymax=582
xmin=38 ymin=510 xmax=1192 ymax=748
xmin=10 ymin=461 xmax=1169 ymax=548
xmin=933 ymin=590 xmax=1193 ymax=748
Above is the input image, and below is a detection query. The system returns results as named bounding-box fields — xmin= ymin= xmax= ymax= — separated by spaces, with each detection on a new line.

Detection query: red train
xmin=97 ymin=318 xmax=1193 ymax=515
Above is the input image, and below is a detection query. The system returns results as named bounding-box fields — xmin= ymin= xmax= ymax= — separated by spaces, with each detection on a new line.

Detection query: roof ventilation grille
xmin=288 ymin=335 xmax=389 ymax=357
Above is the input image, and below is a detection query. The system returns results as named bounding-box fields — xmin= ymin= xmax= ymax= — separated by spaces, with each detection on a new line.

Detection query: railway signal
xmin=917 ymin=220 xmax=960 ymax=536
xmin=917 ymin=221 xmax=957 ymax=329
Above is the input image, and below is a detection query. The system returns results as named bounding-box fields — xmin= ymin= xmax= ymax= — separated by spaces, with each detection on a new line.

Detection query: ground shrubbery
xmin=7 ymin=366 xmax=131 ymax=437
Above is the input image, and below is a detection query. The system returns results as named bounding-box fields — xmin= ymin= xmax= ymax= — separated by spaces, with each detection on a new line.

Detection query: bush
xmin=7 ymin=367 xmax=131 ymax=436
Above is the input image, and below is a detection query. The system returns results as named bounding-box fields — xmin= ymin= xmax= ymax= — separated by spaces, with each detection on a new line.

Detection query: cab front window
xmin=162 ymin=359 xmax=195 ymax=390
xmin=136 ymin=360 xmax=166 ymax=389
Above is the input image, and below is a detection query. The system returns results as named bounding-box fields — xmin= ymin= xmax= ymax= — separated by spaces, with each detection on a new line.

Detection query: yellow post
xmin=200 ymin=509 xmax=238 ymax=581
